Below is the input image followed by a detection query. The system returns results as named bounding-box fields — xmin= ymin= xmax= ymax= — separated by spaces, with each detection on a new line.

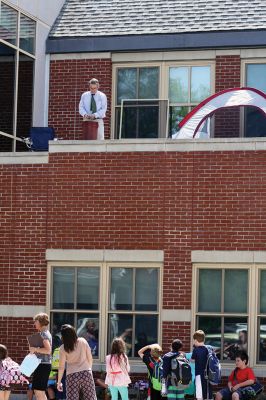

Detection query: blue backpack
xmin=204 ymin=346 xmax=221 ymax=385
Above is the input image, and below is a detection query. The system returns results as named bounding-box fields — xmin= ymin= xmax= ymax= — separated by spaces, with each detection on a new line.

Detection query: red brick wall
xmin=214 ymin=55 xmax=241 ymax=138
xmin=48 ymin=58 xmax=112 ymax=140
xmin=1 ymin=149 xmax=266 ymax=361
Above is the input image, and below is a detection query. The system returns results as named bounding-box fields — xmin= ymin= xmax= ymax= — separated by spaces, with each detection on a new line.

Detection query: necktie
xmin=90 ymin=94 xmax=97 ymax=113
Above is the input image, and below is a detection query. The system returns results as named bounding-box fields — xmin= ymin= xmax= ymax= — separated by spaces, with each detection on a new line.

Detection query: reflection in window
xmin=0 ymin=3 xmax=35 ymax=152
xmin=258 ymin=317 xmax=266 ymax=362
xmin=16 ymin=52 xmax=34 ymax=151
xmin=19 ymin=14 xmax=35 ymax=54
xmin=53 ymin=268 xmax=74 ymax=309
xmin=51 ymin=266 xmax=100 ymax=357
xmin=169 ymin=65 xmax=211 ymax=137
xmin=77 ymin=268 xmax=100 ymax=310
xmin=110 ymin=268 xmax=133 ymax=310
xmin=0 ymin=42 xmax=15 ymax=151
xmin=77 ymin=314 xmax=99 ymax=356
xmin=245 ymin=64 xmax=266 ymax=137
xmin=115 ymin=67 xmax=160 ymax=138
xmin=198 ymin=269 xmax=222 ymax=312
xmin=0 ymin=3 xmax=17 ymax=46
xmin=196 ymin=268 xmax=248 ymax=361
xmin=109 ymin=267 xmax=159 ymax=357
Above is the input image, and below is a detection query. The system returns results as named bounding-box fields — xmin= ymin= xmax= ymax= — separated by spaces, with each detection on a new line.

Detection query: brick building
xmin=1 ymin=0 xmax=266 ymax=397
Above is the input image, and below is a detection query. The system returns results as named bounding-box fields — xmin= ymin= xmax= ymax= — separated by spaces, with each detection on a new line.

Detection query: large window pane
xmin=0 ymin=3 xmax=17 ymax=46
xmin=135 ymin=315 xmax=158 ymax=356
xmin=258 ymin=317 xmax=266 ymax=362
xmin=135 ymin=268 xmax=158 ymax=311
xmin=108 ymin=314 xmax=133 ymax=356
xmin=169 ymin=106 xmax=189 ymax=137
xmin=52 ymin=268 xmax=74 ymax=309
xmin=110 ymin=268 xmax=133 ymax=310
xmin=260 ymin=270 xmax=266 ymax=313
xmin=0 ymin=42 xmax=15 ymax=151
xmin=16 ymin=52 xmax=34 ymax=151
xmin=139 ymin=67 xmax=159 ymax=99
xmin=19 ymin=14 xmax=35 ymax=54
xmin=224 ymin=270 xmax=248 ymax=313
xmin=223 ymin=318 xmax=248 ymax=360
xmin=198 ymin=316 xmax=221 ymax=358
xmin=191 ymin=66 xmax=211 ymax=103
xmin=77 ymin=267 xmax=99 ymax=310
xmin=198 ymin=269 xmax=222 ymax=312
xmin=51 ymin=312 xmax=74 ymax=350
xmin=245 ymin=107 xmax=266 ymax=138
xmin=77 ymin=314 xmax=99 ymax=356
xmin=246 ymin=64 xmax=266 ymax=93
xmin=117 ymin=68 xmax=137 ymax=104
xmin=169 ymin=67 xmax=189 ymax=103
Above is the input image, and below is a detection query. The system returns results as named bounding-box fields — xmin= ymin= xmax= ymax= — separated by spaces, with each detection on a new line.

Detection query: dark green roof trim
xmin=46 ymin=30 xmax=266 ymax=54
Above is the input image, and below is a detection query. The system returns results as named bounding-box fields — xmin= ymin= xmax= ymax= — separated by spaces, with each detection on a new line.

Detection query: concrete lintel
xmin=46 ymin=249 xmax=164 ymax=263
xmin=162 ymin=309 xmax=191 ymax=322
xmin=216 ymin=49 xmax=241 ymax=56
xmin=0 ymin=305 xmax=46 ymax=318
xmin=0 ymin=153 xmax=48 ymax=164
xmin=50 ymin=52 xmax=111 ymax=60
xmin=191 ymin=251 xmax=266 ymax=264
xmin=112 ymin=50 xmax=216 ymax=63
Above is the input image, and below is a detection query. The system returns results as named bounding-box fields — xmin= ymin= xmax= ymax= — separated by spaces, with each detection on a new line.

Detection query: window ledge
xmin=48 ymin=138 xmax=266 ymax=153
xmin=0 ymin=152 xmax=48 ymax=164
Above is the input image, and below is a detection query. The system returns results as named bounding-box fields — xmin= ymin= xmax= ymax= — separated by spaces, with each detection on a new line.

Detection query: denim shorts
xmin=219 ymin=387 xmax=244 ymax=400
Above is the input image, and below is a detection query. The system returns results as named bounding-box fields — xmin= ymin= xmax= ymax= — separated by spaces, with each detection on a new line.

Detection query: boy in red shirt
xmin=216 ymin=351 xmax=255 ymax=400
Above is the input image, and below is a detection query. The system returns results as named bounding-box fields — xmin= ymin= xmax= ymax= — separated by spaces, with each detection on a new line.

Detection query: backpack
xmin=148 ymin=358 xmax=163 ymax=391
xmin=0 ymin=357 xmax=29 ymax=387
xmin=170 ymin=353 xmax=192 ymax=388
xmin=204 ymin=346 xmax=221 ymax=385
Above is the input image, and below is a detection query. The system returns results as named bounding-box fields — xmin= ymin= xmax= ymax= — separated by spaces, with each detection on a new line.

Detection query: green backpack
xmin=148 ymin=359 xmax=163 ymax=391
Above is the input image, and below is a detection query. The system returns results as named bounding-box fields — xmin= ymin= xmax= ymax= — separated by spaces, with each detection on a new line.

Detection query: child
xmin=215 ymin=351 xmax=255 ymax=400
xmin=0 ymin=344 xmax=28 ymax=400
xmin=162 ymin=339 xmax=185 ymax=400
xmin=105 ymin=338 xmax=131 ymax=400
xmin=138 ymin=343 xmax=163 ymax=400
xmin=191 ymin=330 xmax=212 ymax=400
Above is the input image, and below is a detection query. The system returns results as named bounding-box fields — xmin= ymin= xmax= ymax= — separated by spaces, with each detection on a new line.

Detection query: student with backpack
xmin=191 ymin=330 xmax=221 ymax=400
xmin=138 ymin=343 xmax=163 ymax=400
xmin=162 ymin=339 xmax=192 ymax=400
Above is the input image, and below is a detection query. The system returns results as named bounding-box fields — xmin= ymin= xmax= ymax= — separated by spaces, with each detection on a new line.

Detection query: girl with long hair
xmin=57 ymin=324 xmax=96 ymax=400
xmin=105 ymin=337 xmax=131 ymax=400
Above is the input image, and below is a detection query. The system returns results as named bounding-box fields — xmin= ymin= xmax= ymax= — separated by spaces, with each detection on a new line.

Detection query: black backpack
xmin=170 ymin=353 xmax=192 ymax=388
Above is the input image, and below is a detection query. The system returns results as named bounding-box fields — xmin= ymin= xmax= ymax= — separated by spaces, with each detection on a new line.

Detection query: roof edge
xmin=46 ymin=30 xmax=266 ymax=54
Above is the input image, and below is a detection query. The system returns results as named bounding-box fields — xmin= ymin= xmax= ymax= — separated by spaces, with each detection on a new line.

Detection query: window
xmin=245 ymin=63 xmax=266 ymax=137
xmin=115 ymin=66 xmax=161 ymax=139
xmin=50 ymin=263 xmax=160 ymax=361
xmin=168 ymin=65 xmax=211 ymax=136
xmin=0 ymin=1 xmax=36 ymax=151
xmin=194 ymin=264 xmax=266 ymax=366
xmin=108 ymin=267 xmax=159 ymax=357
xmin=113 ymin=63 xmax=213 ymax=139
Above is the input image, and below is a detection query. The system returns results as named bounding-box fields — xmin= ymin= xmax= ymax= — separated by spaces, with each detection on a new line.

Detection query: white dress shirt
xmin=79 ymin=90 xmax=107 ymax=119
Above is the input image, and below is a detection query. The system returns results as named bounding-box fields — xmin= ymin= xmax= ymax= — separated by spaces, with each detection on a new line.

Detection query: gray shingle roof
xmin=49 ymin=0 xmax=266 ymax=38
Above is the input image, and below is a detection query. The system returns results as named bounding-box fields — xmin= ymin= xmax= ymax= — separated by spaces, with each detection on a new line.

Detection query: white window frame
xmin=112 ymin=60 xmax=215 ymax=139
xmin=192 ymin=262 xmax=266 ymax=370
xmin=47 ymin=260 xmax=162 ymax=365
